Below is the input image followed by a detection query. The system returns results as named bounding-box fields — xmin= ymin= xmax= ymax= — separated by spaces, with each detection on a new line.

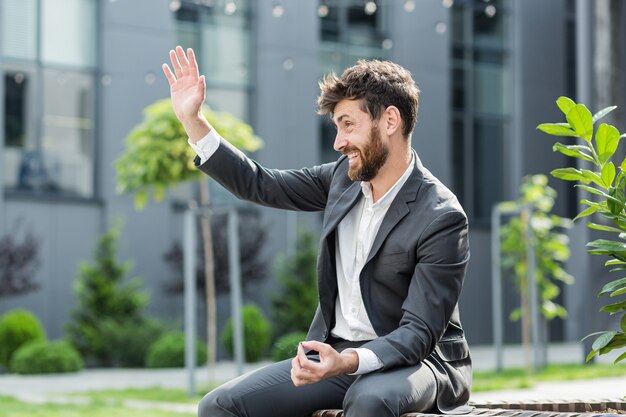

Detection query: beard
xmin=346 ymin=124 xmax=390 ymax=182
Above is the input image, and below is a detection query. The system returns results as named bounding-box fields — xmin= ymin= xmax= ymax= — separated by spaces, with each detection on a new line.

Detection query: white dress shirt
xmin=189 ymin=130 xmax=414 ymax=374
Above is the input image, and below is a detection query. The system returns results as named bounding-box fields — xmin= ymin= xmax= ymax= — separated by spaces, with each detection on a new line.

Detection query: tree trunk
xmin=199 ymin=177 xmax=216 ymax=383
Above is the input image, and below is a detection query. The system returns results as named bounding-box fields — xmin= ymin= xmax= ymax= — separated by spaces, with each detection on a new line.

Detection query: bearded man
xmin=163 ymin=45 xmax=472 ymax=417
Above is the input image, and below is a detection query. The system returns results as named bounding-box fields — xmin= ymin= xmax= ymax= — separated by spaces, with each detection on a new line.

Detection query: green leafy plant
xmin=271 ymin=331 xmax=307 ymax=362
xmin=538 ymin=96 xmax=626 ymax=363
xmin=221 ymin=304 xmax=272 ymax=362
xmin=0 ymin=309 xmax=46 ymax=369
xmin=10 ymin=340 xmax=83 ymax=374
xmin=145 ymin=332 xmax=207 ymax=368
xmin=99 ymin=318 xmax=164 ymax=367
xmin=65 ymin=220 xmax=149 ymax=366
xmin=271 ymin=230 xmax=319 ymax=339
xmin=501 ymin=175 xmax=574 ymax=322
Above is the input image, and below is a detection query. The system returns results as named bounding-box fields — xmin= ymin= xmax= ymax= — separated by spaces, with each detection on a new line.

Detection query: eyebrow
xmin=334 ymin=114 xmax=350 ymax=124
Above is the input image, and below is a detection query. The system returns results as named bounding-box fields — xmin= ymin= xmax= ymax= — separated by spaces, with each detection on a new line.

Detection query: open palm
xmin=162 ymin=46 xmax=206 ymax=121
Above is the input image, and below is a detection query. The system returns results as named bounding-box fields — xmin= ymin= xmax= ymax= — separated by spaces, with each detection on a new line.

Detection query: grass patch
xmin=0 ymin=395 xmax=195 ymax=417
xmin=473 ymin=362 xmax=626 ymax=392
xmin=70 ymin=382 xmax=223 ymax=404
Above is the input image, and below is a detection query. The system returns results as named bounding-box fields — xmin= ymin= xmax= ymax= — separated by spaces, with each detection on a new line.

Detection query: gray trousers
xmin=198 ymin=343 xmax=437 ymax=417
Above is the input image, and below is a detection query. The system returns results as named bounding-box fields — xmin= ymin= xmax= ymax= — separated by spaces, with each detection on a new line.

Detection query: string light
xmin=224 ymin=0 xmax=237 ymax=15
xmin=382 ymin=39 xmax=393 ymax=50
xmin=318 ymin=4 xmax=329 ymax=17
xmin=485 ymin=4 xmax=496 ymax=17
xmin=435 ymin=21 xmax=447 ymax=34
xmin=404 ymin=0 xmax=415 ymax=12
xmin=169 ymin=0 xmax=182 ymax=12
xmin=364 ymin=1 xmax=377 ymax=15
xmin=272 ymin=3 xmax=284 ymax=18
xmin=282 ymin=58 xmax=294 ymax=71
xmin=442 ymin=0 xmax=454 ymax=8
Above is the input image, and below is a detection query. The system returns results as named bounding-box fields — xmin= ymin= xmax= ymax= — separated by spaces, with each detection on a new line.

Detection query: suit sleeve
xmin=361 ymin=210 xmax=470 ymax=370
xmin=196 ymin=138 xmax=335 ymax=212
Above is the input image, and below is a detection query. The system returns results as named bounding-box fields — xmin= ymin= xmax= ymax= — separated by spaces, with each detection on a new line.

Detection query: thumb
xmin=198 ymin=75 xmax=206 ymax=91
xmin=301 ymin=340 xmax=329 ymax=354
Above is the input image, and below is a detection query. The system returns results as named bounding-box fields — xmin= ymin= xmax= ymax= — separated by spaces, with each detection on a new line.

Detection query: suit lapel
xmin=365 ymin=150 xmax=424 ymax=264
xmin=321 ymin=181 xmax=362 ymax=239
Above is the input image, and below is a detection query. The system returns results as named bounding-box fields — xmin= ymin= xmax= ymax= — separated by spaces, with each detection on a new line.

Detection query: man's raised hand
xmin=162 ymin=46 xmax=211 ymax=141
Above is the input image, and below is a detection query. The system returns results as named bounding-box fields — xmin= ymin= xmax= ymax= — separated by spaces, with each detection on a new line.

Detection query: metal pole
xmin=524 ymin=206 xmax=541 ymax=372
xmin=0 ymin=0 xmax=6 ymax=235
xmin=228 ymin=208 xmax=245 ymax=375
xmin=491 ymin=204 xmax=504 ymax=371
xmin=575 ymin=0 xmax=594 ymax=363
xmin=184 ymin=207 xmax=197 ymax=397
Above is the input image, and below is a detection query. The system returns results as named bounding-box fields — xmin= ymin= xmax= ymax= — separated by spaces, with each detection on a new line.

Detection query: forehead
xmin=333 ymin=99 xmax=368 ymax=123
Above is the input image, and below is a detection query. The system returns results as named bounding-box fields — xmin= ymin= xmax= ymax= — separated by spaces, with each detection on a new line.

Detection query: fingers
xmin=176 ymin=45 xmax=190 ymax=75
xmin=169 ymin=49 xmax=183 ymax=78
xmin=301 ymin=340 xmax=330 ymax=356
xmin=162 ymin=64 xmax=176 ymax=86
xmin=187 ymin=48 xmax=199 ymax=78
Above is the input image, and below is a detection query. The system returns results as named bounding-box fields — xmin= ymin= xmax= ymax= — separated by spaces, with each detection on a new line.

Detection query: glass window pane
xmin=473 ymin=5 xmax=507 ymax=49
xmin=2 ymin=0 xmax=38 ymax=61
xmin=451 ymin=118 xmax=465 ymax=203
xmin=41 ymin=0 xmax=96 ymax=67
xmin=40 ymin=69 xmax=95 ymax=197
xmin=473 ymin=50 xmax=508 ymax=115
xmin=473 ymin=120 xmax=504 ymax=221
xmin=202 ymin=15 xmax=250 ymax=87
xmin=3 ymin=69 xmax=39 ymax=189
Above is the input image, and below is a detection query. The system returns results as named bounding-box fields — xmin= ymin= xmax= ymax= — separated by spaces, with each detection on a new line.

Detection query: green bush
xmin=10 ymin=340 xmax=83 ymax=374
xmin=145 ymin=332 xmax=207 ymax=368
xmin=65 ymin=221 xmax=149 ymax=366
xmin=100 ymin=318 xmax=164 ymax=367
xmin=221 ymin=304 xmax=272 ymax=362
xmin=271 ymin=331 xmax=307 ymax=362
xmin=0 ymin=309 xmax=46 ymax=368
xmin=271 ymin=230 xmax=318 ymax=338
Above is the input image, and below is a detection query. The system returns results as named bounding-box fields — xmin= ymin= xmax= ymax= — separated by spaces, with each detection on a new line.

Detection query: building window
xmin=1 ymin=0 xmax=97 ymax=198
xmin=450 ymin=0 xmax=510 ymax=225
xmin=318 ymin=0 xmax=390 ymax=163
xmin=174 ymin=0 xmax=252 ymax=122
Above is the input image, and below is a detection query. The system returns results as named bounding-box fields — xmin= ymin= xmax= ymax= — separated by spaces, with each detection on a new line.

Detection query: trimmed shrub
xmin=146 ymin=332 xmax=207 ymax=368
xmin=271 ymin=331 xmax=307 ymax=362
xmin=0 ymin=309 xmax=46 ymax=368
xmin=221 ymin=304 xmax=272 ymax=362
xmin=10 ymin=341 xmax=83 ymax=374
xmin=100 ymin=318 xmax=164 ymax=367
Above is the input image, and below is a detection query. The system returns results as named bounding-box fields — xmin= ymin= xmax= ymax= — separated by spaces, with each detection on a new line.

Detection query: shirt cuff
xmin=187 ymin=129 xmax=221 ymax=165
xmin=344 ymin=348 xmax=383 ymax=375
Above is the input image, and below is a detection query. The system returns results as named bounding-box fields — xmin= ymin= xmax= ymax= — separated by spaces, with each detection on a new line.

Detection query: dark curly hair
xmin=317 ymin=60 xmax=420 ymax=139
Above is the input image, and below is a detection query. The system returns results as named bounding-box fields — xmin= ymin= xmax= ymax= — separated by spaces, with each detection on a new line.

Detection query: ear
xmin=383 ymin=106 xmax=402 ymax=136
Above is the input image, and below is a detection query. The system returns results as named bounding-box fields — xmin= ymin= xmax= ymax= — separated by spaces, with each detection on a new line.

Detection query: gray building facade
xmin=1 ymin=0 xmax=624 ymax=351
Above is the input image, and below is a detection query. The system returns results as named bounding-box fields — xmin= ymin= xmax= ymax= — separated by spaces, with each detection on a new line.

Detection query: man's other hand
xmin=290 ymin=341 xmax=359 ymax=386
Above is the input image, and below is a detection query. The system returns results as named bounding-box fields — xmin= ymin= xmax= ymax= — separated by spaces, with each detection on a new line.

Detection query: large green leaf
xmin=615 ymin=350 xmax=626 ymax=364
xmin=587 ymin=222 xmax=623 ymax=233
xmin=599 ymin=277 xmax=626 ymax=296
xmin=551 ymin=168 xmax=589 ymax=182
xmin=593 ymin=105 xmax=618 ymax=124
xmin=557 ymin=96 xmax=576 ymax=116
xmin=596 ymin=124 xmax=621 ymax=165
xmin=601 ymin=162 xmax=616 ymax=189
xmin=587 ymin=239 xmax=626 ymax=252
xmin=592 ymin=331 xmax=617 ymax=351
xmin=537 ymin=123 xmax=578 ymax=137
xmin=566 ymin=104 xmax=593 ymax=141
xmin=552 ymin=142 xmax=595 ymax=162
xmin=622 ymin=315 xmax=626 ymax=333
xmin=574 ymin=205 xmax=598 ymax=221
xmin=601 ymin=300 xmax=626 ymax=314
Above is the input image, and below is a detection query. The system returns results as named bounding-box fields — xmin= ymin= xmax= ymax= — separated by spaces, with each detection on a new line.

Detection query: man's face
xmin=332 ymin=99 xmax=389 ymax=182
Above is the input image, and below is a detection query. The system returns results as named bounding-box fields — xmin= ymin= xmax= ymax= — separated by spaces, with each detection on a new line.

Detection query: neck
xmin=369 ymin=147 xmax=412 ymax=202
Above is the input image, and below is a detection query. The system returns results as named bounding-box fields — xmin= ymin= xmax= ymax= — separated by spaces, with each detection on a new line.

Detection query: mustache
xmin=342 ymin=146 xmax=359 ymax=155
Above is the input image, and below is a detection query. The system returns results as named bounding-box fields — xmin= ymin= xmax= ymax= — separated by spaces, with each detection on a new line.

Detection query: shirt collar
xmin=360 ymin=154 xmax=415 ymax=208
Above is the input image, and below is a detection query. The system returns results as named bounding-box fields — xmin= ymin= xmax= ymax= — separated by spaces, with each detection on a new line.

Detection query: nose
xmin=333 ymin=133 xmax=347 ymax=152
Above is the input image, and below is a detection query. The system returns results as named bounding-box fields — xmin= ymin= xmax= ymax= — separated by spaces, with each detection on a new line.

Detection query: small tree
xmin=66 ymin=221 xmax=149 ymax=366
xmin=116 ymin=99 xmax=262 ymax=379
xmin=538 ymin=96 xmax=626 ymax=363
xmin=500 ymin=174 xmax=574 ymax=366
xmin=271 ymin=230 xmax=319 ymax=339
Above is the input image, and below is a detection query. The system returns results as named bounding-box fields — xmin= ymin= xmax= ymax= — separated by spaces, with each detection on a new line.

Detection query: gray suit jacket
xmin=197 ymin=138 xmax=472 ymax=414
